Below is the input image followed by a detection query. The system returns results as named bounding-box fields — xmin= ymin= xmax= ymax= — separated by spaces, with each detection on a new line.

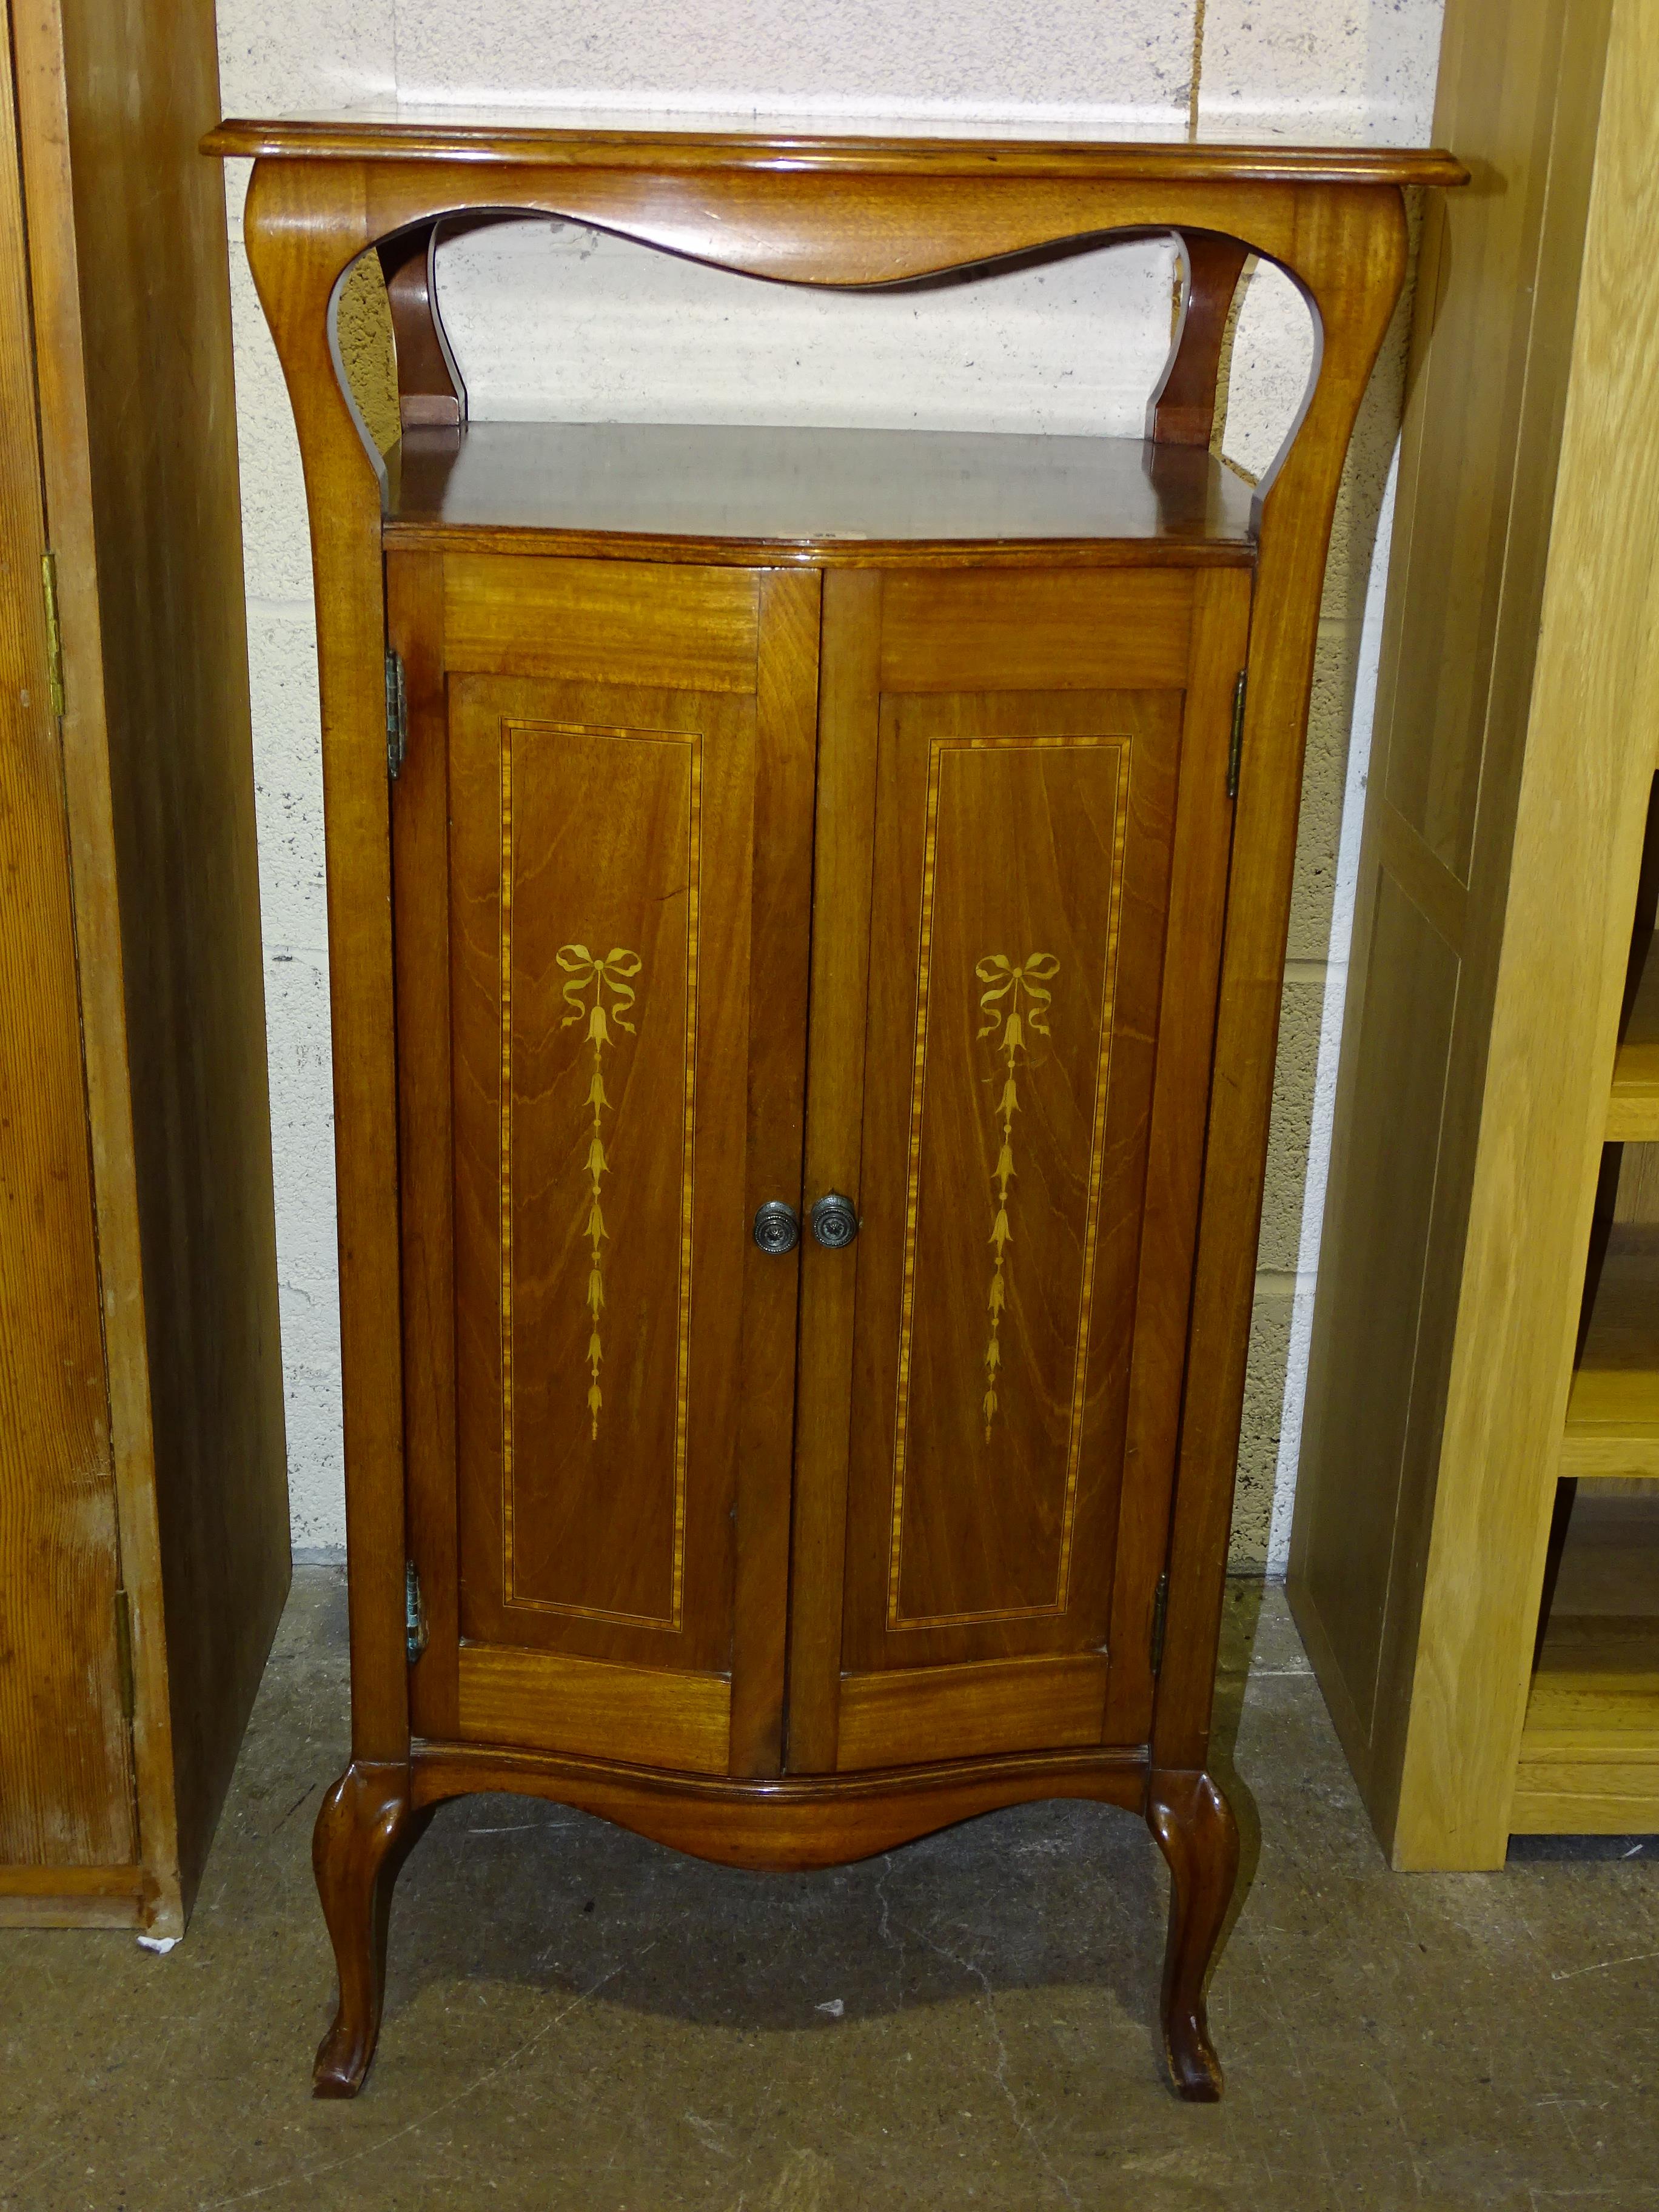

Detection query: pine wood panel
xmin=457 ymin=1647 xmax=731 ymax=1774
xmin=48 ymin=0 xmax=288 ymax=1915
xmin=0 ymin=0 xmax=287 ymax=1924
xmin=0 ymin=8 xmax=130 ymax=1866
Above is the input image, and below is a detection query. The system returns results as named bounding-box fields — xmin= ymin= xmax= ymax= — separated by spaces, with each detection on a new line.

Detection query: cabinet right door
xmin=787 ymin=563 xmax=1252 ymax=1774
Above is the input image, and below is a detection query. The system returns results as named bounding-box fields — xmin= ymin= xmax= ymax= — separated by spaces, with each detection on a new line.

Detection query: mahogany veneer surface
xmin=385 ymin=423 xmax=1258 ymax=558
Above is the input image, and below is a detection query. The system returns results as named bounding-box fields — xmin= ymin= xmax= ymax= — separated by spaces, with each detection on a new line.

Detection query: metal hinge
xmin=1150 ymin=1571 xmax=1170 ymax=1678
xmin=114 ymin=1587 xmax=135 ymax=1720
xmin=405 ymin=1560 xmax=428 ymax=1664
xmin=41 ymin=552 xmax=65 ymax=716
xmin=386 ymin=649 xmax=407 ymax=779
xmin=1226 ymin=669 xmax=1247 ymax=799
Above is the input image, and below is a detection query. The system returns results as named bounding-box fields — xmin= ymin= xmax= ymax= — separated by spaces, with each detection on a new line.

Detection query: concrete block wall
xmin=216 ymin=0 xmax=1444 ymax=1566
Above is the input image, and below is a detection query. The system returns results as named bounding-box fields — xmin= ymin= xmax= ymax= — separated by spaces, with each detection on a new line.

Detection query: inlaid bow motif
xmin=557 ymin=945 xmax=643 ymax=1437
xmin=976 ymin=953 xmax=1060 ymax=1438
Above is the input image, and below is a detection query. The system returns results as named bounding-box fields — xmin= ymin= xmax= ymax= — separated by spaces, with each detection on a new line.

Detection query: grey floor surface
xmin=2 ymin=1568 xmax=1655 ymax=2211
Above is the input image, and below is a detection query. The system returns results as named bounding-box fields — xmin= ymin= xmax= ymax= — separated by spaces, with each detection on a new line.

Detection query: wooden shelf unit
xmin=1289 ymin=0 xmax=1659 ymax=1870
xmin=1513 ymin=1490 xmax=1659 ymax=1831
xmin=1562 ymin=1223 xmax=1659 ymax=1478
xmin=1608 ymin=931 xmax=1659 ymax=1139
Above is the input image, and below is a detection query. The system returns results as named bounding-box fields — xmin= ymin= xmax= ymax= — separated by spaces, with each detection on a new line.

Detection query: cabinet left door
xmin=390 ymin=552 xmax=820 ymax=1779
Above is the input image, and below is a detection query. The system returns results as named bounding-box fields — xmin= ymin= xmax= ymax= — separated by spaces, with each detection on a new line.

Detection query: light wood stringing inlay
xmin=886 ymin=734 xmax=1131 ymax=1629
xmin=499 ymin=718 xmax=702 ymax=1629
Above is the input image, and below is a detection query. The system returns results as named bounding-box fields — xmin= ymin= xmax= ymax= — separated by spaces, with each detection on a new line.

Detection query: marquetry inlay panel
xmin=843 ymin=683 xmax=1185 ymax=1673
xmin=446 ymin=654 xmax=767 ymax=1678
xmin=498 ymin=716 xmax=700 ymax=1630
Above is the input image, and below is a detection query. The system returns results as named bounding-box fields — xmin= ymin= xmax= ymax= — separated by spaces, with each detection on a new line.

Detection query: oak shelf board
xmin=382 ymin=421 xmax=1260 ymax=566
xmin=1513 ymin=1496 xmax=1659 ymax=1833
xmin=1607 ymin=930 xmax=1659 ymax=1140
xmin=1561 ymin=1225 xmax=1659 ymax=1478
xmin=205 ymin=113 xmax=1467 ymax=187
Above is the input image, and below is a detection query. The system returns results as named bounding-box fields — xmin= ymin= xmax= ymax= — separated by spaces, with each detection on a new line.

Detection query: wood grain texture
xmin=457 ymin=1647 xmax=732 ymax=1772
xmin=0 ymin=1863 xmax=156 ymax=1928
xmin=243 ymin=158 xmax=409 ymax=1766
xmin=879 ymin=570 xmax=1193 ymax=691
xmin=390 ymin=552 xmax=460 ymax=1744
xmin=206 ymin=116 xmax=1466 ymax=188
xmin=1147 ymin=233 xmax=1251 ymax=448
xmin=33 ymin=0 xmax=290 ymax=1920
xmin=1289 ymin=0 xmax=1620 ymax=1866
xmin=783 ymin=571 xmax=883 ymax=1776
xmin=1155 ymin=183 xmax=1412 ymax=1781
xmin=834 ymin=1655 xmax=1110 ymax=1772
xmin=1560 ymin=1227 xmax=1659 ymax=1476
xmin=729 ymin=569 xmax=821 ymax=1775
xmin=220 ymin=118 xmax=1440 ymax=2090
xmin=1607 ymin=929 xmax=1659 ymax=1138
xmin=412 ymin=1739 xmax=1148 ymax=1872
xmin=839 ymin=675 xmax=1185 ymax=1691
xmin=1147 ymin=1770 xmax=1238 ymax=2102
xmin=384 ymin=421 xmax=1257 ymax=562
xmin=311 ymin=1761 xmax=429 ymax=2097
xmin=0 ymin=0 xmax=130 ymax=1863
xmin=1102 ymin=566 xmax=1252 ymax=1746
xmin=1293 ymin=0 xmax=1657 ymax=1869
xmin=443 ymin=552 xmax=760 ymax=690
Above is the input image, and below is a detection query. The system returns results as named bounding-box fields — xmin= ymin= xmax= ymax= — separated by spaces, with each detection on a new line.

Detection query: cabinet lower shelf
xmin=1513 ymin=1492 xmax=1659 ymax=1832
xmin=1561 ymin=1225 xmax=1659 ymax=1479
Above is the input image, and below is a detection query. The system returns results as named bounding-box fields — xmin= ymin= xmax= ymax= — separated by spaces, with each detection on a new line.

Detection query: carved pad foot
xmin=311 ymin=1760 xmax=431 ymax=2097
xmin=1147 ymin=1769 xmax=1239 ymax=2101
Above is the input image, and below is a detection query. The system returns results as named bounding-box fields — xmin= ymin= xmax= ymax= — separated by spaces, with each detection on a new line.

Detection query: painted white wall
xmin=216 ymin=0 xmax=1444 ymax=1561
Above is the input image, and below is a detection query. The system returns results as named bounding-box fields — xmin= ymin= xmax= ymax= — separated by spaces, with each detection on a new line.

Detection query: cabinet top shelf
xmin=205 ymin=112 xmax=1466 ymax=189
xmin=381 ymin=421 xmax=1259 ymax=565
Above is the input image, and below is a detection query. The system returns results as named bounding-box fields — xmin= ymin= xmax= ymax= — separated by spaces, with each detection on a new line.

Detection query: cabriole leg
xmin=1147 ymin=1768 xmax=1239 ymax=2101
xmin=311 ymin=1759 xmax=430 ymax=2097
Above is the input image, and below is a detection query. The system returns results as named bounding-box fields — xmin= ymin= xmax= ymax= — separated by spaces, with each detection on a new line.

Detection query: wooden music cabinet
xmin=210 ymin=115 xmax=1463 ymax=2097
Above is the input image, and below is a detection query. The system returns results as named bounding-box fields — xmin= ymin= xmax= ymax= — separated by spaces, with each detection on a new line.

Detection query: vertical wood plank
xmin=0 ymin=0 xmax=131 ymax=1868
xmin=730 ymin=568 xmax=822 ymax=1774
xmin=1152 ymin=186 xmax=1409 ymax=1775
xmin=1102 ymin=565 xmax=1252 ymax=1744
xmin=783 ymin=569 xmax=882 ymax=1775
xmin=244 ymin=162 xmax=411 ymax=1764
xmin=390 ymin=551 xmax=459 ymax=1743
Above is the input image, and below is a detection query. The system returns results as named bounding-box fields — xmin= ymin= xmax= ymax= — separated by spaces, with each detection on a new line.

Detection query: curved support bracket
xmin=377 ymin=212 xmax=522 ymax=434
xmin=1147 ymin=230 xmax=1252 ymax=449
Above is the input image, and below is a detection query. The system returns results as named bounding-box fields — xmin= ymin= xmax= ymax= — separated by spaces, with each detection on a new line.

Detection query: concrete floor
xmin=2 ymin=1572 xmax=1656 ymax=2212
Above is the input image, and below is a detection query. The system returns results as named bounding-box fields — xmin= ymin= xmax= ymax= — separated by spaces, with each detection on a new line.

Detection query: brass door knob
xmin=810 ymin=1192 xmax=860 ymax=1250
xmin=753 ymin=1200 xmax=801 ymax=1255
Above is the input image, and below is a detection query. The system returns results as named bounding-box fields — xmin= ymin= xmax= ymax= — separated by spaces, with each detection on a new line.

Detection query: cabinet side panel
xmin=48 ymin=0 xmax=289 ymax=1906
xmin=1290 ymin=0 xmax=1617 ymax=1858
xmin=0 ymin=0 xmax=132 ymax=1870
